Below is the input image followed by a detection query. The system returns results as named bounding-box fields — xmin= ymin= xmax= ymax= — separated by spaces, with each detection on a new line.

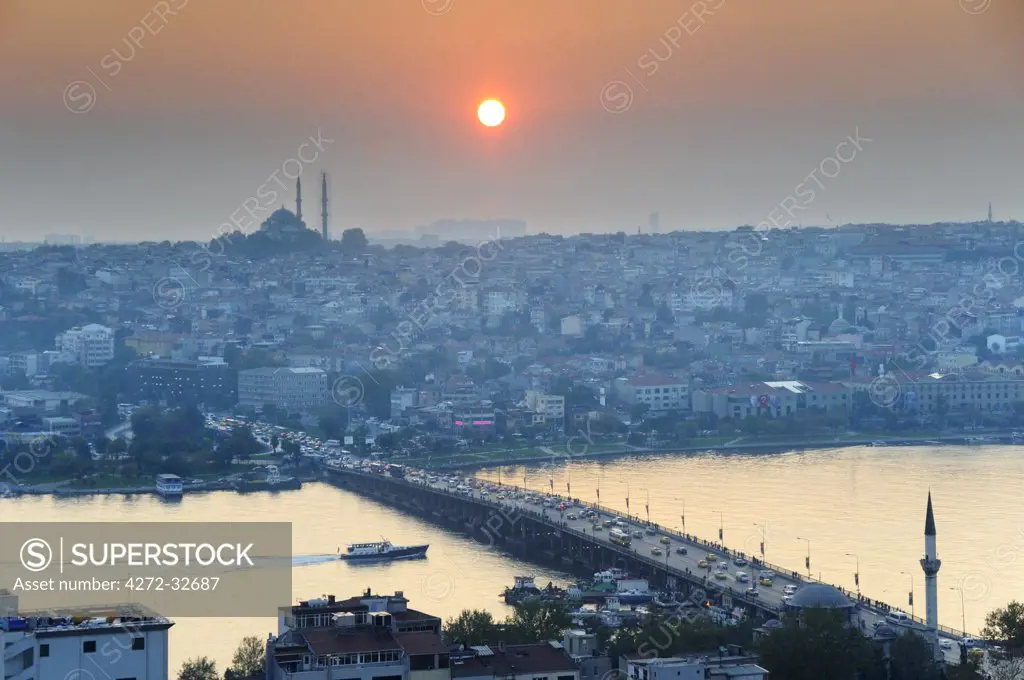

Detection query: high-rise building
xmin=238 ymin=367 xmax=329 ymax=413
xmin=126 ymin=358 xmax=238 ymax=410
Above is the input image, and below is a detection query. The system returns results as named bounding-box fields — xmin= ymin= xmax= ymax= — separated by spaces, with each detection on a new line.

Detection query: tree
xmin=226 ymin=635 xmax=265 ymax=678
xmin=756 ymin=607 xmax=876 ymax=680
xmin=506 ymin=600 xmax=572 ymax=643
xmin=888 ymin=631 xmax=941 ymax=680
xmin=987 ymin=657 xmax=1024 ymax=680
xmin=444 ymin=609 xmax=497 ymax=646
xmin=0 ymin=371 xmax=30 ymax=390
xmin=341 ymin=228 xmax=368 ymax=253
xmin=178 ymin=657 xmax=218 ymax=680
xmin=984 ymin=601 xmax=1024 ymax=656
xmin=270 ymin=435 xmax=279 ymax=452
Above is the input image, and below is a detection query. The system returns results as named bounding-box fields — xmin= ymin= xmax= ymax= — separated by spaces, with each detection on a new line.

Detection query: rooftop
xmin=451 ymin=643 xmax=577 ymax=678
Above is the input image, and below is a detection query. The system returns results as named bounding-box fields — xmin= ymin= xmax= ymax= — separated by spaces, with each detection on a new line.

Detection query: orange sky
xmin=1 ymin=0 xmax=1022 ymax=240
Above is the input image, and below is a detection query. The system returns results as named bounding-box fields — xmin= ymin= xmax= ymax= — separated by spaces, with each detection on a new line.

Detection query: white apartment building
xmin=238 ymin=367 xmax=330 ymax=413
xmin=55 ymin=324 xmax=115 ymax=368
xmin=987 ymin=334 xmax=1023 ymax=355
xmin=481 ymin=289 xmax=519 ymax=316
xmin=626 ymin=656 xmax=767 ymax=680
xmin=616 ymin=375 xmax=690 ymax=413
xmin=1 ymin=605 xmax=172 ymax=680
xmin=524 ymin=391 xmax=565 ymax=428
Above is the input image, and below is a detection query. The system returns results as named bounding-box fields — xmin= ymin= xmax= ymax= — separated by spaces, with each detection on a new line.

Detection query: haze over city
xmin=5 ymin=3 xmax=1024 ymax=680
xmin=2 ymin=0 xmax=1023 ymax=242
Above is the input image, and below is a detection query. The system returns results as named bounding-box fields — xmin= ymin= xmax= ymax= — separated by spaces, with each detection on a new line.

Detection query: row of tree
xmin=177 ymin=634 xmax=264 ymax=679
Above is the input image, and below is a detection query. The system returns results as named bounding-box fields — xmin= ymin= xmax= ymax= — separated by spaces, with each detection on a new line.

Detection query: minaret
xmin=321 ymin=171 xmax=329 ymax=241
xmin=295 ymin=176 xmax=303 ymax=222
xmin=921 ymin=492 xmax=941 ymax=637
xmin=989 ymin=203 xmax=993 ymax=223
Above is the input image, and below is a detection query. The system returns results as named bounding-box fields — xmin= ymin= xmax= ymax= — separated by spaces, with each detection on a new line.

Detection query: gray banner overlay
xmin=1 ymin=522 xmax=292 ymax=617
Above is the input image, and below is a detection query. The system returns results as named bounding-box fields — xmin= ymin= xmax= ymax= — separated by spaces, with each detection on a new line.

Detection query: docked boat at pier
xmin=339 ymin=539 xmax=428 ymax=562
xmin=501 ymin=576 xmax=567 ymax=604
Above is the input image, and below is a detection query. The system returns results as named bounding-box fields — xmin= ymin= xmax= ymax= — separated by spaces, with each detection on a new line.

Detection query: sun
xmin=477 ymin=99 xmax=506 ymax=127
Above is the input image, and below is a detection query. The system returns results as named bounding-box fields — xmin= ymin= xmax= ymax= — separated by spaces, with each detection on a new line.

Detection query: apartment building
xmin=55 ymin=324 xmax=115 ymax=368
xmin=615 ymin=375 xmax=690 ymax=413
xmin=625 ymin=656 xmax=767 ymax=680
xmin=451 ymin=641 xmax=581 ymax=680
xmin=238 ymin=367 xmax=329 ymax=413
xmin=268 ymin=590 xmax=446 ymax=680
xmin=524 ymin=391 xmax=566 ymax=429
xmin=1 ymin=604 xmax=172 ymax=680
xmin=126 ymin=358 xmax=238 ymax=410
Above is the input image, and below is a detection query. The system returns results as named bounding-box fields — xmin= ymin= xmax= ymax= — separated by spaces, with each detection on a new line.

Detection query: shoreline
xmin=0 ymin=475 xmax=312 ymax=499
xmin=422 ymin=431 xmax=1021 ymax=471
xmin=1 ymin=432 xmax=1018 ymax=496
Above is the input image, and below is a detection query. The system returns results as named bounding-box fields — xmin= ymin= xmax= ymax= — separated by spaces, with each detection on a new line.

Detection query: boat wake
xmin=292 ymin=554 xmax=340 ymax=567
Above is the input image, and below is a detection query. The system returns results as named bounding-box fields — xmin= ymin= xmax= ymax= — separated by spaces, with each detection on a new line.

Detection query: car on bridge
xmin=645 ymin=528 xmax=656 ymax=535
xmin=706 ymin=554 xmax=718 ymax=562
xmin=659 ymin=536 xmax=670 ymax=545
xmin=734 ymin=557 xmax=748 ymax=567
xmin=675 ymin=547 xmax=688 ymax=555
xmin=651 ymin=547 xmax=663 ymax=556
xmin=759 ymin=576 xmax=774 ymax=587
xmin=698 ymin=559 xmax=709 ymax=568
xmin=745 ymin=587 xmax=759 ymax=597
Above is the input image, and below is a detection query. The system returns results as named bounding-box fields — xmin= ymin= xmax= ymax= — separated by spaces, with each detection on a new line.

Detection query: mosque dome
xmin=787 ymin=584 xmax=855 ymax=609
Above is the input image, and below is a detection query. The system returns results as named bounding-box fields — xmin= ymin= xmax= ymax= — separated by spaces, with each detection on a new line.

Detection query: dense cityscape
xmin=4 ymin=0 xmax=1024 ymax=677
xmin=3 ymin=214 xmax=1024 ymax=679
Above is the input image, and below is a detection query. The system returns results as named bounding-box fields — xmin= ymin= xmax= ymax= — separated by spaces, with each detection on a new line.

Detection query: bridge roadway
xmin=400 ymin=472 xmax=969 ymax=650
xmin=328 ymin=465 xmax=964 ymax=663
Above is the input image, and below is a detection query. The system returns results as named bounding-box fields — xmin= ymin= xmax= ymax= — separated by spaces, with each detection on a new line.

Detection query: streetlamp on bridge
xmin=712 ymin=510 xmax=724 ymax=546
xmin=675 ymin=497 xmax=686 ymax=536
xmin=796 ymin=537 xmax=811 ymax=577
xmin=900 ymin=570 xmax=915 ymax=618
xmin=753 ymin=522 xmax=767 ymax=561
xmin=846 ymin=552 xmax=860 ymax=595
xmin=639 ymin=487 xmax=651 ymax=523
xmin=950 ymin=585 xmax=967 ymax=635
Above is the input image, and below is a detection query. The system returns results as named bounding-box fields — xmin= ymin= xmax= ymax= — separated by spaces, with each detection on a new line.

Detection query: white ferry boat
xmin=155 ymin=474 xmax=183 ymax=497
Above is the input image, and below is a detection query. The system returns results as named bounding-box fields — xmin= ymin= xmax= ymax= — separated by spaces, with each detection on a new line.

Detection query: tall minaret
xmin=321 ymin=171 xmax=329 ymax=241
xmin=921 ymin=492 xmax=941 ymax=637
xmin=295 ymin=176 xmax=303 ymax=222
xmin=989 ymin=202 xmax=994 ymax=223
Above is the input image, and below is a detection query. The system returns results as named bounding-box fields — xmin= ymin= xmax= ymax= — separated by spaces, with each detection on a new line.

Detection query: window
xmin=39 ymin=644 xmax=49 ymax=658
xmin=558 ymin=675 xmax=576 ymax=680
xmin=132 ymin=637 xmax=145 ymax=650
xmin=84 ymin=640 xmax=97 ymax=653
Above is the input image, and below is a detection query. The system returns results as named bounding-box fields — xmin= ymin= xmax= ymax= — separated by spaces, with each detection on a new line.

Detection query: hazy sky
xmin=1 ymin=0 xmax=1022 ymax=242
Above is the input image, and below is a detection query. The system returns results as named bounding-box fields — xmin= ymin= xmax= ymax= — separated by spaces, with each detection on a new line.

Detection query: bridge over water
xmin=325 ymin=466 xmax=970 ymax=640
